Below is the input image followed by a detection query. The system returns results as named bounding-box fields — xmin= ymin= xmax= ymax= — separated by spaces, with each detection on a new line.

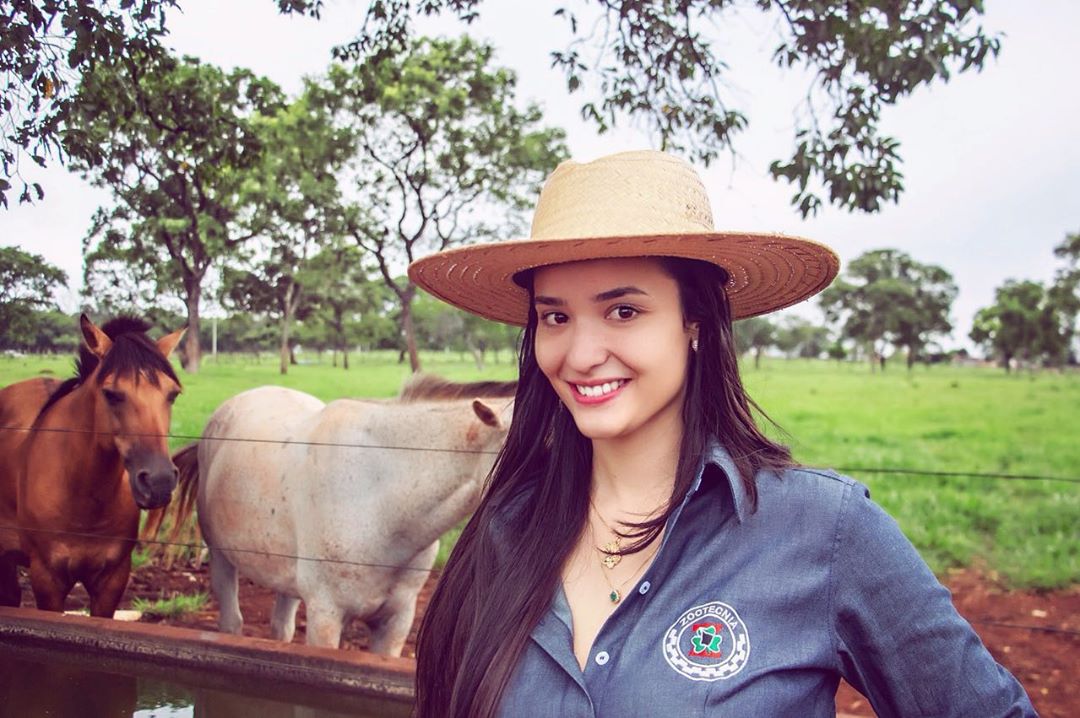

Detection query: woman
xmin=408 ymin=151 xmax=1035 ymax=717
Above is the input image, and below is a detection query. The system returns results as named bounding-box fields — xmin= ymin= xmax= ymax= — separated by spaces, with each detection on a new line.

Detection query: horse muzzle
xmin=126 ymin=452 xmax=180 ymax=509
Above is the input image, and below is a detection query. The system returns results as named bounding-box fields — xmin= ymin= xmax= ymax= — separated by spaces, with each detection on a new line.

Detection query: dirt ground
xmin=16 ymin=563 xmax=1079 ymax=717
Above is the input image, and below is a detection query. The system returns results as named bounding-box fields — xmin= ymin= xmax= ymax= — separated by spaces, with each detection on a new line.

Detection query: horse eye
xmin=103 ymin=389 xmax=125 ymax=406
xmin=166 ymin=391 xmax=180 ymax=405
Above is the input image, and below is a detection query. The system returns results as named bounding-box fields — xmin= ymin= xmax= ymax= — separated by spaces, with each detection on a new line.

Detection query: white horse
xmin=168 ymin=375 xmax=515 ymax=655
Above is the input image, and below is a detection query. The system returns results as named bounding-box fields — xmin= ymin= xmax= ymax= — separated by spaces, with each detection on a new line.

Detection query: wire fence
xmin=1 ymin=422 xmax=1077 ymax=640
xmin=3 ymin=423 xmax=1079 ymax=482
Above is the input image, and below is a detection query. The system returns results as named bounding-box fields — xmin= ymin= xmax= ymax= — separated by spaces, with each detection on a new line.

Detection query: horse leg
xmin=210 ymin=550 xmax=243 ymax=635
xmin=28 ymin=559 xmax=73 ymax=612
xmin=270 ymin=593 xmax=301 ymax=642
xmin=86 ymin=561 xmax=132 ymax=618
xmin=368 ymin=540 xmax=439 ymax=657
xmin=303 ymin=594 xmax=345 ymax=649
xmin=0 ymin=555 xmax=21 ymax=607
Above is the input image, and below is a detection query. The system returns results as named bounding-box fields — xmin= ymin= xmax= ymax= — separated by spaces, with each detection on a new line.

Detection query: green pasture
xmin=2 ymin=351 xmax=1077 ymax=589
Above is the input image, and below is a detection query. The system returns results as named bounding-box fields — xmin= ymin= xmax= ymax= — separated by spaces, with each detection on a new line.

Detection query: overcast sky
xmin=2 ymin=0 xmax=1077 ymax=351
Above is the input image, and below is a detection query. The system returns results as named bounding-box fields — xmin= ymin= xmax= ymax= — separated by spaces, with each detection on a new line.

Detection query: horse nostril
xmin=136 ymin=470 xmax=151 ymax=492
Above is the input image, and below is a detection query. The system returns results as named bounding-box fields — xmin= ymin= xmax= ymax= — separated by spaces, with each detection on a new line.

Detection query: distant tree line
xmin=6 ymin=236 xmax=1076 ymax=376
xmin=732 ymin=238 xmax=1078 ymax=372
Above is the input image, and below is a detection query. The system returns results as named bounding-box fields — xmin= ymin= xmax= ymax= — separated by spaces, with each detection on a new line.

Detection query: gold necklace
xmin=589 ymin=499 xmax=624 ymax=569
xmin=593 ymin=525 xmax=658 ymax=604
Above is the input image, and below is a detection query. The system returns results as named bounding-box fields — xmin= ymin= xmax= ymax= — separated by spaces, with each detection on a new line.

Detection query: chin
xmin=568 ymin=416 xmax=631 ymax=441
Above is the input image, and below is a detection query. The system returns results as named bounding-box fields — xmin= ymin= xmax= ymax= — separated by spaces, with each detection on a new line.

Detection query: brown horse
xmin=0 ymin=315 xmax=184 ymax=616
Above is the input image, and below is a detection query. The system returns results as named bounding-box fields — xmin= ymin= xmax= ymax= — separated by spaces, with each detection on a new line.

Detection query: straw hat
xmin=408 ymin=150 xmax=839 ymax=326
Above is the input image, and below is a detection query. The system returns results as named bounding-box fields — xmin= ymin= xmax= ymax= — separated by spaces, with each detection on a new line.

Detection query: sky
xmin=2 ymin=0 xmax=1078 ymax=352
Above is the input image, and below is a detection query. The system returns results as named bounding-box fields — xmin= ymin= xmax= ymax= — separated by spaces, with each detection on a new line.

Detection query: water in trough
xmin=0 ymin=644 xmax=411 ymax=718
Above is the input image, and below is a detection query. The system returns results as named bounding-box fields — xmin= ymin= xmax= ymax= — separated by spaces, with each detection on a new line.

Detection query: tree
xmin=304 ymin=244 xmax=393 ymax=368
xmin=317 ymin=0 xmax=1000 ymax=217
xmin=10 ymin=1 xmax=1001 ymax=217
xmin=971 ymin=235 xmax=1080 ymax=372
xmin=65 ymin=51 xmax=285 ymax=372
xmin=774 ymin=316 xmax=830 ymax=359
xmin=1 ymin=0 xmax=176 ymax=207
xmin=0 ymin=246 xmax=68 ymax=343
xmin=318 ymin=36 xmax=567 ymax=372
xmin=733 ymin=316 xmax=776 ymax=369
xmin=226 ymin=86 xmax=351 ymax=374
xmin=220 ymin=259 xmax=319 ymax=373
xmin=970 ymin=280 xmax=1045 ymax=372
xmin=819 ymin=249 xmax=956 ymax=370
xmin=1048 ymin=231 xmax=1080 ymax=363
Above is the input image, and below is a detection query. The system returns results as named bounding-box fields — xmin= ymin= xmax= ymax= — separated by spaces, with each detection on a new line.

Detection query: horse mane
xmin=397 ymin=373 xmax=518 ymax=402
xmin=36 ymin=316 xmax=181 ymax=420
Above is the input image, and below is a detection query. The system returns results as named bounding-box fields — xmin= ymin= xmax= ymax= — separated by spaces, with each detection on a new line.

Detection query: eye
xmin=607 ymin=304 xmax=640 ymax=321
xmin=539 ymin=311 xmax=569 ymax=327
xmin=103 ymin=389 xmax=125 ymax=406
xmin=166 ymin=391 xmax=180 ymax=405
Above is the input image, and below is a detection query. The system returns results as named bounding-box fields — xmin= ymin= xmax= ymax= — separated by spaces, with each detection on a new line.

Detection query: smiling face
xmin=532 ymin=257 xmax=697 ymax=446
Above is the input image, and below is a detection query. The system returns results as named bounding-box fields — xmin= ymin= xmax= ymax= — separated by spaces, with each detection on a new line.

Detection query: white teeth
xmin=575 ymin=381 xmax=624 ymax=397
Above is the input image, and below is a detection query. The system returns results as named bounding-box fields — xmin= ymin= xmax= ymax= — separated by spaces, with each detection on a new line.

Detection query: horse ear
xmin=80 ymin=314 xmax=112 ymax=358
xmin=157 ymin=327 xmax=187 ymax=358
xmin=472 ymin=399 xmax=501 ymax=429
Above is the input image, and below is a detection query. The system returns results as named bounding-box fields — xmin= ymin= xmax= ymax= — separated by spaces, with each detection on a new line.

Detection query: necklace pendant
xmin=600 ymin=538 xmax=622 ymax=569
xmin=609 ymin=589 xmax=621 ymax=604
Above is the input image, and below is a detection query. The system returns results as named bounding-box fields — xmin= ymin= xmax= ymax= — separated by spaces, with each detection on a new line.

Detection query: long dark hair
xmin=415 ymin=258 xmax=792 ymax=718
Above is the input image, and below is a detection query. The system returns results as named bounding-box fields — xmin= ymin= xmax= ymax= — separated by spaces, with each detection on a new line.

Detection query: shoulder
xmin=750 ymin=464 xmax=868 ymax=520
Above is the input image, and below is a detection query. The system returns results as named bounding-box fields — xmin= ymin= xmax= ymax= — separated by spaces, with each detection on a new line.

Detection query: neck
xmin=589 ymin=415 xmax=683 ymax=517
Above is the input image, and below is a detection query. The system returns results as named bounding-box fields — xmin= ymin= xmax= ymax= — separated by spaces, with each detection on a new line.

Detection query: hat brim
xmin=408 ymin=231 xmax=840 ymax=326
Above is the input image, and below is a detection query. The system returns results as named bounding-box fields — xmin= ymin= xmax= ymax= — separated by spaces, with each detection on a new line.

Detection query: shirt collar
xmin=685 ymin=439 xmax=751 ymax=524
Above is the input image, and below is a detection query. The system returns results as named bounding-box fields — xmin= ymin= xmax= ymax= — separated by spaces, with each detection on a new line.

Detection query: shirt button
xmin=638 ymin=581 xmax=651 ymax=595
xmin=595 ymin=651 xmax=610 ymax=666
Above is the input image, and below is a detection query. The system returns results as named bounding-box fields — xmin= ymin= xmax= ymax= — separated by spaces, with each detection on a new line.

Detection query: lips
xmin=570 ymin=379 xmax=628 ymax=405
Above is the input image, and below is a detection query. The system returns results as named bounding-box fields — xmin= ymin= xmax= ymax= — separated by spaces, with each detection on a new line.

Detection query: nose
xmin=564 ymin=320 xmax=609 ymax=373
xmin=131 ymin=459 xmax=179 ymax=509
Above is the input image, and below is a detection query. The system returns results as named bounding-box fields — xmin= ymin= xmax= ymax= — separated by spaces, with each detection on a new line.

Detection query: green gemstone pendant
xmin=609 ymin=589 xmax=621 ymax=604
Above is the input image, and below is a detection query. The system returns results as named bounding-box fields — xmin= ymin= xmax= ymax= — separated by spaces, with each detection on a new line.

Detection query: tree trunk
xmin=183 ymin=283 xmax=202 ymax=374
xmin=753 ymin=347 xmax=762 ymax=369
xmin=279 ymin=279 xmax=299 ymax=375
xmin=400 ymin=285 xmax=421 ymax=373
xmin=343 ymin=347 xmax=349 ymax=369
xmin=907 ymin=344 xmax=916 ymax=370
xmin=279 ymin=314 xmax=291 ymax=375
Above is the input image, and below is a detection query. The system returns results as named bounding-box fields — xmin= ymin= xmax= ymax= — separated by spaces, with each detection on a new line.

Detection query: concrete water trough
xmin=0 ymin=605 xmax=415 ymax=716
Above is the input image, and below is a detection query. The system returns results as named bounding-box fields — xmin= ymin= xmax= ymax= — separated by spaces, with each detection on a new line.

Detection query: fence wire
xmin=2 ymin=423 xmax=1079 ymax=482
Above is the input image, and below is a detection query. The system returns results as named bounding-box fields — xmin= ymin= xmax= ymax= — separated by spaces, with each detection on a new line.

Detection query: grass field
xmin=2 ymin=350 xmax=1077 ymax=589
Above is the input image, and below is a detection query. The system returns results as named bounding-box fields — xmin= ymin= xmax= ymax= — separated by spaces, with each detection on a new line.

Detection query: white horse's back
xmin=193 ymin=380 xmax=514 ymax=653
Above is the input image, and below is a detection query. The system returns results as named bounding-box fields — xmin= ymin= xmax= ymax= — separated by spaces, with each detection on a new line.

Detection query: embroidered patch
xmin=663 ymin=601 xmax=750 ymax=681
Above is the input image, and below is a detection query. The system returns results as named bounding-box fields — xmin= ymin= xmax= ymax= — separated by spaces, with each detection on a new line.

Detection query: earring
xmin=691 ymin=338 xmax=699 ymax=352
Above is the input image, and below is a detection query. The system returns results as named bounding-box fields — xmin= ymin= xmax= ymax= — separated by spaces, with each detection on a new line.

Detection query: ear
xmin=472 ymin=399 xmax=501 ymax=429
xmin=156 ymin=326 xmax=187 ymax=358
xmin=80 ymin=314 xmax=112 ymax=358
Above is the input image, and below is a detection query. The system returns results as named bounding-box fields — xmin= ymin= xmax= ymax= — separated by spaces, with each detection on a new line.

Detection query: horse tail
xmin=169 ymin=443 xmax=200 ymax=537
xmin=139 ymin=443 xmax=202 ymax=567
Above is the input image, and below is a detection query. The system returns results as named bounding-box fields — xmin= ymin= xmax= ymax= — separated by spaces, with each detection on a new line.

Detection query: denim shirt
xmin=497 ymin=443 xmax=1036 ymax=717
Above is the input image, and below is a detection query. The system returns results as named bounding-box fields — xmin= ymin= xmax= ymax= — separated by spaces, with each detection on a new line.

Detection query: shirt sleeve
xmin=830 ymin=482 xmax=1037 ymax=718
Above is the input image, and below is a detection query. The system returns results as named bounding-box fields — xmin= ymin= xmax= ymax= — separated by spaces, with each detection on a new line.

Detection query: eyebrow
xmin=533 ymin=286 xmax=649 ymax=307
